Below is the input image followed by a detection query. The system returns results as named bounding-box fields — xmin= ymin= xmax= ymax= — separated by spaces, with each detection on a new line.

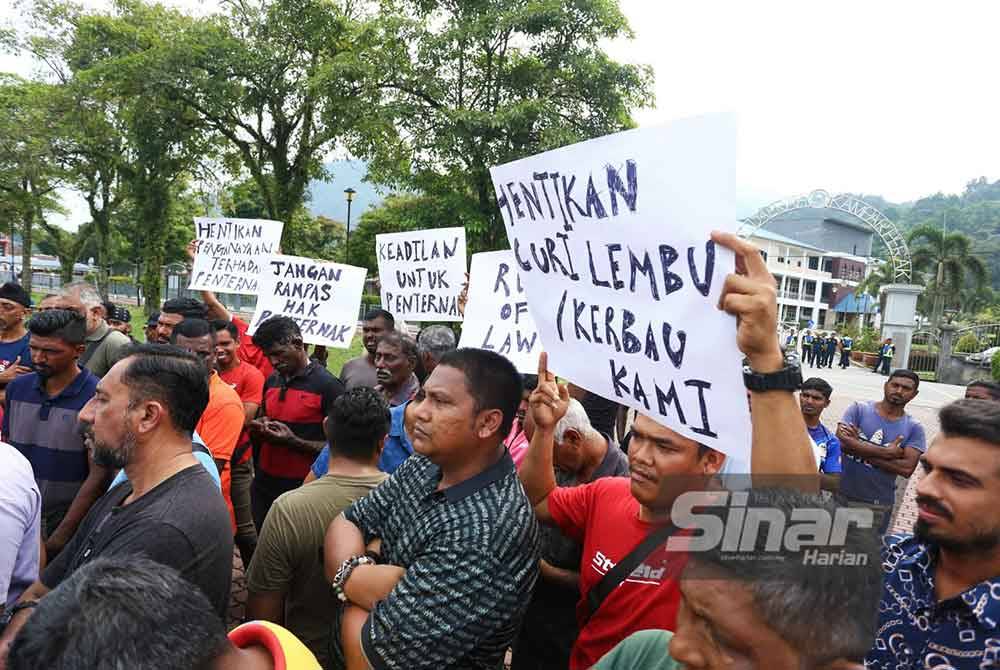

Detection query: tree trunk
xmin=137 ymin=178 xmax=170 ymax=316
xmin=59 ymin=258 xmax=74 ymax=284
xmin=20 ymin=207 xmax=32 ymax=295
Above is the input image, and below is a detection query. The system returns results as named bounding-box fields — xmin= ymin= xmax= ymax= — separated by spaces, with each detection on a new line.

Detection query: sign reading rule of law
xmin=458 ymin=250 xmax=540 ymax=374
xmin=490 ymin=115 xmax=751 ymax=462
xmin=248 ymin=254 xmax=367 ymax=349
xmin=375 ymin=227 xmax=467 ymax=322
xmin=188 ymin=217 xmax=284 ymax=295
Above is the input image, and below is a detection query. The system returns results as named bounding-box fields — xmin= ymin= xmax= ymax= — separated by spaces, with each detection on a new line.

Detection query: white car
xmin=967 ymin=346 xmax=1000 ymax=365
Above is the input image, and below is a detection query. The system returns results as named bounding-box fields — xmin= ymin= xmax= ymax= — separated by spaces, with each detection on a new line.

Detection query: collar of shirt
xmin=422 ymin=451 xmax=515 ymax=504
xmin=31 ymin=366 xmax=92 ymax=400
xmin=894 ymin=536 xmax=1000 ymax=630
xmin=86 ymin=320 xmax=110 ymax=343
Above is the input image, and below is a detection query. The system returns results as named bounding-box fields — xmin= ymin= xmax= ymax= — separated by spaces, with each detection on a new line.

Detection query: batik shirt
xmin=867 ymin=533 xmax=1000 ymax=669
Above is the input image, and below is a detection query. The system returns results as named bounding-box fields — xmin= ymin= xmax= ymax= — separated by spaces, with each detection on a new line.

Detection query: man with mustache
xmin=340 ymin=309 xmax=395 ymax=390
xmin=249 ymin=316 xmax=344 ymax=530
xmin=373 ymin=332 xmax=420 ymax=407
xmin=867 ymin=398 xmax=1000 ymax=670
xmin=836 ymin=369 xmax=926 ymax=535
xmin=0 ymin=345 xmax=233 ymax=664
xmin=3 ymin=309 xmax=106 ymax=558
xmin=518 ymin=231 xmax=820 ymax=669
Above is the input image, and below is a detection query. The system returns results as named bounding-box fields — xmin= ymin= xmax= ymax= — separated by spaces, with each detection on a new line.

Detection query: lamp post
xmin=344 ymin=187 xmax=356 ymax=264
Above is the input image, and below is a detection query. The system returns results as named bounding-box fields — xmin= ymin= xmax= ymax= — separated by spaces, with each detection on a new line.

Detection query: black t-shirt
xmin=42 ymin=463 xmax=233 ymax=617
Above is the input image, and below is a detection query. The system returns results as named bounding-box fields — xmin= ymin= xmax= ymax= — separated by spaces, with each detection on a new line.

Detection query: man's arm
xmin=712 ymin=231 xmax=818 ymax=486
xmin=0 ymin=580 xmax=50 ymax=666
xmin=200 ymin=290 xmax=231 ymax=322
xmin=240 ymin=401 xmax=260 ymax=426
xmin=262 ymin=420 xmax=325 ymax=456
xmin=44 ymin=452 xmax=111 ymax=556
xmin=540 ymin=560 xmax=580 ymax=591
xmin=324 ymin=514 xmax=404 ymax=612
xmin=517 ymin=352 xmax=569 ymax=526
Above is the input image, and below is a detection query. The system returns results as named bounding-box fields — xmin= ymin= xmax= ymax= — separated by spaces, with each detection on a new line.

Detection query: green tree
xmin=355 ymin=0 xmax=654 ymax=251
xmin=907 ymin=223 xmax=989 ymax=327
xmin=147 ymin=0 xmax=371 ymax=244
xmin=36 ymin=220 xmax=93 ymax=283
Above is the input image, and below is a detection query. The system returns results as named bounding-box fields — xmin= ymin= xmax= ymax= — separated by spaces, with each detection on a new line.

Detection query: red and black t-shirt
xmin=258 ymin=362 xmax=344 ymax=481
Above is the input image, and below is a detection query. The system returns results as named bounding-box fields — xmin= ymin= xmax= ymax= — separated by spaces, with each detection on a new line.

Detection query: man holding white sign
xmin=376 ymin=227 xmax=466 ymax=322
xmin=189 ymin=217 xmax=284 ymax=296
xmin=519 ymin=228 xmax=818 ymax=670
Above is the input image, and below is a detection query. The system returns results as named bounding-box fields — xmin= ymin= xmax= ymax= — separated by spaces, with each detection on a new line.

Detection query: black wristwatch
xmin=0 ymin=600 xmax=37 ymax=631
xmin=743 ymin=355 xmax=802 ymax=392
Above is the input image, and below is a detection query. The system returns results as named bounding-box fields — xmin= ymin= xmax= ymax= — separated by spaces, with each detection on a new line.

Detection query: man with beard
xmin=867 ymin=399 xmax=1000 ymax=670
xmin=836 ymin=370 xmax=926 ymax=534
xmin=249 ymin=316 xmax=344 ymax=530
xmin=0 ymin=345 xmax=232 ymax=662
xmin=3 ymin=310 xmax=106 ymax=558
xmin=374 ymin=332 xmax=420 ymax=407
xmin=340 ymin=309 xmax=395 ymax=390
xmin=154 ymin=297 xmax=208 ymax=344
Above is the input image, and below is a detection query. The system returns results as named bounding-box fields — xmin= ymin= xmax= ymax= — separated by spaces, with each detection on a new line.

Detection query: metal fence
xmin=908 ymin=330 xmax=939 ymax=381
xmin=952 ymin=323 xmax=1000 ymax=370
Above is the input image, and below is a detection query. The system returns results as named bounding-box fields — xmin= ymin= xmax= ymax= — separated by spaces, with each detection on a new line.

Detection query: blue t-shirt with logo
xmin=840 ymin=401 xmax=926 ymax=504
xmin=0 ymin=333 xmax=31 ymax=374
xmin=807 ymin=423 xmax=842 ymax=474
xmin=311 ymin=401 xmax=413 ymax=477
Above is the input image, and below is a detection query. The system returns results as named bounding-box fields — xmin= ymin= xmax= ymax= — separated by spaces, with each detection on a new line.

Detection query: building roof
xmin=747 ymin=227 xmax=827 ymax=253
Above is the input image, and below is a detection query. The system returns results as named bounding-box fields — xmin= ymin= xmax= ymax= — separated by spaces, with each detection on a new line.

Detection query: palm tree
xmin=907 ymin=223 xmax=989 ymax=327
xmin=855 ymin=261 xmax=895 ymax=325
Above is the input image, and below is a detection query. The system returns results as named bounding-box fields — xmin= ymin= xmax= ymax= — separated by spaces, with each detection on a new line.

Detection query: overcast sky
xmin=3 ymin=0 xmax=998 ymax=229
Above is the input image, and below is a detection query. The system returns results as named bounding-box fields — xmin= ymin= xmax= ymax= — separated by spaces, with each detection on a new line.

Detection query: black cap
xmin=146 ymin=311 xmax=160 ymax=328
xmin=0 ymin=283 xmax=31 ymax=308
xmin=106 ymin=303 xmax=131 ymax=323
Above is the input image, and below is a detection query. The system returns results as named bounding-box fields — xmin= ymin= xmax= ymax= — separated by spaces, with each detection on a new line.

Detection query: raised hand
xmin=528 ymin=352 xmax=570 ymax=432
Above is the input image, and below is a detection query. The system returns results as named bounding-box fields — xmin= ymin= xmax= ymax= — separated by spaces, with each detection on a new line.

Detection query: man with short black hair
xmin=837 ymin=369 xmax=926 ymax=534
xmin=965 ymin=379 xmax=1000 ymax=401
xmin=0 ymin=283 xmax=33 ymax=403
xmin=340 ymin=308 xmax=395 ymax=390
xmin=155 ymin=297 xmax=208 ymax=344
xmin=326 ymin=347 xmax=540 ymax=670
xmin=48 ymin=282 xmax=130 ymax=377
xmin=250 ymin=316 xmax=344 ymax=530
xmin=4 ymin=309 xmax=104 ymax=557
xmin=247 ymin=387 xmax=389 ymax=666
xmin=867 ymin=398 xmax=1000 ymax=669
xmin=5 ymin=557 xmax=321 ymax=670
xmin=0 ymin=345 xmax=233 ymax=656
xmin=171 ymin=319 xmax=244 ymax=536
xmin=594 ymin=488 xmax=879 ymax=670
xmin=374 ymin=331 xmax=420 ymax=407
xmin=416 ymin=324 xmax=456 ymax=380
xmin=212 ymin=318 xmax=265 ymax=567
xmin=799 ymin=377 xmax=842 ymax=491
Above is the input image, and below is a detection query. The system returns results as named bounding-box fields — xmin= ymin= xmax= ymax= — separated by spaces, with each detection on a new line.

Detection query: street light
xmin=344 ymin=187 xmax=356 ymax=264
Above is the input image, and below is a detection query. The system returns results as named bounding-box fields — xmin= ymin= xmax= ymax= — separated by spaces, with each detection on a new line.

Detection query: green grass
xmin=32 ymin=292 xmax=366 ymax=376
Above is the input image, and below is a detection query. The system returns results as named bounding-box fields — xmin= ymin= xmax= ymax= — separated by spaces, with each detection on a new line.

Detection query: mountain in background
xmin=306 ymin=159 xmax=390 ymax=227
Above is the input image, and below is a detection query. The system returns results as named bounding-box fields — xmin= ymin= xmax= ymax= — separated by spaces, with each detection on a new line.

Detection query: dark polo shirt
xmin=345 ymin=452 xmax=540 ymax=670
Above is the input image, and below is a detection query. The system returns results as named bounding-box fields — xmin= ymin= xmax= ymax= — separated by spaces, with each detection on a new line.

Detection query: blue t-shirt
xmin=841 ymin=337 xmax=853 ymax=350
xmin=0 ymin=333 xmax=31 ymax=374
xmin=310 ymin=401 xmax=413 ymax=477
xmin=807 ymin=423 xmax=841 ymax=474
xmin=840 ymin=401 xmax=926 ymax=504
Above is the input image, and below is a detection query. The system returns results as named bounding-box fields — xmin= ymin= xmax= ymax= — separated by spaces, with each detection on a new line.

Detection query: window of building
xmin=818 ymin=309 xmax=827 ymax=325
xmin=822 ymin=258 xmax=833 ymax=273
xmin=808 ymin=256 xmax=819 ymax=270
xmin=803 ymin=280 xmax=817 ymax=301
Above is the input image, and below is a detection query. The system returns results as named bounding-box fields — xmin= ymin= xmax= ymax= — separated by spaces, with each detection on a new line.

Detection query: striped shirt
xmin=4 ymin=368 xmax=99 ymax=520
xmin=345 ymin=452 xmax=540 ymax=670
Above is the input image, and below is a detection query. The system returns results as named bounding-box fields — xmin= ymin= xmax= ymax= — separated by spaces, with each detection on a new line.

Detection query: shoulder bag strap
xmin=580 ymin=522 xmax=679 ymax=627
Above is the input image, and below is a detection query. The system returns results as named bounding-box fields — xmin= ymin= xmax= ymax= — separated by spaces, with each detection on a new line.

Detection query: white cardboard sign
xmin=490 ymin=115 xmax=751 ymax=462
xmin=458 ymin=250 xmax=540 ymax=373
xmin=189 ymin=217 xmax=284 ymax=295
xmin=376 ymin=227 xmax=466 ymax=322
xmin=247 ymin=254 xmax=367 ymax=348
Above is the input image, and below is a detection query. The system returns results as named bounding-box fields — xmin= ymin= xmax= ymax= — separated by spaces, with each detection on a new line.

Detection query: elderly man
xmin=512 ymin=398 xmax=629 ymax=670
xmin=340 ymin=309 xmax=395 ymax=390
xmin=415 ymin=324 xmax=457 ymax=380
xmin=44 ymin=282 xmax=130 ymax=378
xmin=374 ymin=331 xmax=420 ymax=407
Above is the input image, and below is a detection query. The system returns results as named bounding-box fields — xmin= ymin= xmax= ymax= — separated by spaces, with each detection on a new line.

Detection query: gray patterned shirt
xmin=345 ymin=452 xmax=540 ymax=669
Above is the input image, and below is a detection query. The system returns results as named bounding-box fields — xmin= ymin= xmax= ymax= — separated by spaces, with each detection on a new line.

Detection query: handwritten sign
xmin=189 ymin=217 xmax=284 ymax=295
xmin=376 ymin=227 xmax=466 ymax=322
xmin=490 ymin=115 xmax=750 ymax=462
xmin=458 ymin=251 xmax=540 ymax=373
xmin=247 ymin=255 xmax=367 ymax=348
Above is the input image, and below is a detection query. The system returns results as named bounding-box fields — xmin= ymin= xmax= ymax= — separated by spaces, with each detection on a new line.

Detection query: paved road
xmin=798 ymin=359 xmax=966 ymax=533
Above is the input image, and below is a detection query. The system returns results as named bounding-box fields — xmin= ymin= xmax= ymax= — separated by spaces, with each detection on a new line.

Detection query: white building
xmin=747 ymin=228 xmax=873 ymax=330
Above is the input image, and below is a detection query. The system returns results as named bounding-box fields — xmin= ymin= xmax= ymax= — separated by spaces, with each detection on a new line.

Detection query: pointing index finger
xmin=711 ymin=230 xmax=770 ymax=281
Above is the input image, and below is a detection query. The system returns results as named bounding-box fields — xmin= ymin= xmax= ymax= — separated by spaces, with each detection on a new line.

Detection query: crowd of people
xmin=0 ymin=232 xmax=997 ymax=669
